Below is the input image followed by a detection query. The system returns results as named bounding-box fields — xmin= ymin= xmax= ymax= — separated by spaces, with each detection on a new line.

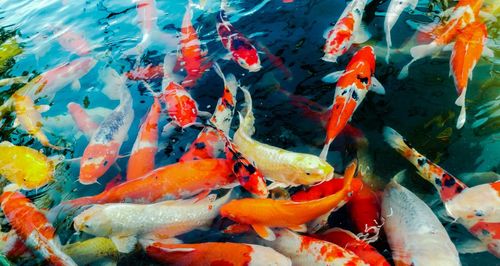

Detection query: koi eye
xmin=305 ymin=172 xmax=311 ymax=176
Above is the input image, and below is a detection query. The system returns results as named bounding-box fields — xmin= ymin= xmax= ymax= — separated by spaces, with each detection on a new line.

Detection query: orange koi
xmin=142 ymin=241 xmax=292 ymax=266
xmin=0 ymin=191 xmax=77 ymax=266
xmin=318 ymin=228 xmax=390 ymax=266
xmin=127 ymin=96 xmax=162 ymax=180
xmin=58 ymin=159 xmax=236 ymax=208
xmin=450 ymin=21 xmax=489 ymax=129
xmin=162 ymin=81 xmax=199 ymax=129
xmin=320 ymin=46 xmax=384 ymax=160
xmin=220 ymin=162 xmax=357 ymax=240
xmin=347 ymin=179 xmax=382 ymax=238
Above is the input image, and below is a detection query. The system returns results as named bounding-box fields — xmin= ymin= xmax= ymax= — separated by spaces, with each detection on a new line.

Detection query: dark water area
xmin=0 ymin=0 xmax=499 ymax=265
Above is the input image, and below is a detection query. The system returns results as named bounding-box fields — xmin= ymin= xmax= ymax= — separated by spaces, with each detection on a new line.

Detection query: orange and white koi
xmin=179 ymin=1 xmax=211 ymax=88
xmin=220 ymin=162 xmax=356 ymax=240
xmin=67 ymin=102 xmax=99 ymax=138
xmin=451 ymin=21 xmax=490 ymax=129
xmin=0 ymin=57 xmax=96 ymax=118
xmin=233 ymin=87 xmax=334 ymax=187
xmin=382 ymin=176 xmax=460 ymax=266
xmin=142 ymin=241 xmax=292 ymax=266
xmin=11 ymin=93 xmax=64 ymax=150
xmin=74 ymin=193 xmax=231 ymax=253
xmin=320 ymin=46 xmax=384 ymax=160
xmin=322 ymin=0 xmax=371 ymax=63
xmin=79 ymin=69 xmax=134 ymax=184
xmin=161 ymin=81 xmax=199 ymax=130
xmin=399 ymin=0 xmax=483 ymax=79
xmin=0 ymin=191 xmax=77 ymax=266
xmin=384 ymin=127 xmax=500 ymax=257
xmin=318 ymin=228 xmax=390 ymax=266
xmin=54 ymin=26 xmax=92 ymax=56
xmin=55 ymin=159 xmax=236 ymax=210
xmin=123 ymin=0 xmax=177 ymax=57
xmin=180 ymin=63 xmax=237 ymax=162
xmin=127 ymin=96 xmax=162 ymax=180
xmin=216 ymin=1 xmax=261 ymax=72
xmin=263 ymin=229 xmax=368 ymax=266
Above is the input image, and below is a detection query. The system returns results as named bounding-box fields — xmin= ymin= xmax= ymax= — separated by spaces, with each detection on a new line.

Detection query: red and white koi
xmin=179 ymin=0 xmax=211 ymax=87
xmin=320 ymin=46 xmax=384 ymax=160
xmin=450 ymin=21 xmax=490 ymax=129
xmin=384 ymin=127 xmax=500 ymax=257
xmin=0 ymin=191 xmax=77 ymax=266
xmin=74 ymin=193 xmax=231 ymax=253
xmin=318 ymin=228 xmax=390 ymax=266
xmin=216 ymin=1 xmax=261 ymax=72
xmin=79 ymin=69 xmax=134 ymax=185
xmin=263 ymin=229 xmax=368 ymax=266
xmin=142 ymin=241 xmax=292 ymax=266
xmin=161 ymin=81 xmax=199 ymax=129
xmin=322 ymin=0 xmax=371 ymax=63
xmin=382 ymin=176 xmax=460 ymax=266
xmin=127 ymin=96 xmax=162 ymax=180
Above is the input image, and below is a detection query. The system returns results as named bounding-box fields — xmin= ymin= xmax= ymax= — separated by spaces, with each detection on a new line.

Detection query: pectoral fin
xmin=322 ymin=71 xmax=344 ymax=83
xmin=251 ymin=224 xmax=276 ymax=241
xmin=370 ymin=78 xmax=386 ymax=95
xmin=71 ymin=80 xmax=81 ymax=91
xmin=111 ymin=235 xmax=137 ymax=253
xmin=287 ymin=224 xmax=307 ymax=233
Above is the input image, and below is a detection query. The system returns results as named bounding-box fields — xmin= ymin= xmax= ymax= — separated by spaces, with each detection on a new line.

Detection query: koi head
xmin=73 ymin=205 xmax=112 ymax=236
xmin=79 ymin=143 xmax=120 ymax=185
xmin=292 ymin=155 xmax=335 ymax=183
xmin=231 ymin=38 xmax=261 ymax=72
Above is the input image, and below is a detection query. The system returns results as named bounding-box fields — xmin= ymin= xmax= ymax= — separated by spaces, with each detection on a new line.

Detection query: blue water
xmin=0 ymin=0 xmax=499 ymax=265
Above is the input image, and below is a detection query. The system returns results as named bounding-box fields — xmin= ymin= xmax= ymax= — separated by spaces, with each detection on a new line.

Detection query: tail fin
xmin=455 ymin=91 xmax=467 ymax=129
xmin=238 ymin=87 xmax=256 ymax=136
xmin=383 ymin=127 xmax=414 ymax=160
xmin=410 ymin=42 xmax=439 ymax=60
xmin=385 ymin=26 xmax=392 ymax=63
xmin=320 ymin=140 xmax=332 ymax=160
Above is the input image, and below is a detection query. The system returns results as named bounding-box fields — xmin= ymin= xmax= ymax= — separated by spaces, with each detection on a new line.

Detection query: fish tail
xmin=383 ymin=127 xmax=422 ymax=166
xmin=239 ymin=87 xmax=256 ymax=136
xmin=320 ymin=140 xmax=332 ymax=160
xmin=410 ymin=42 xmax=439 ymax=60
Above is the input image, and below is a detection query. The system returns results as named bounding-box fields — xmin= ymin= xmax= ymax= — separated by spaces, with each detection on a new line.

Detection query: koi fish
xmin=451 ymin=22 xmax=489 ymax=129
xmin=79 ymin=69 xmax=134 ymax=184
xmin=142 ymin=241 xmax=292 ymax=266
xmin=399 ymin=0 xmax=483 ymax=79
xmin=123 ymin=0 xmax=177 ymax=57
xmin=290 ymin=172 xmax=363 ymax=233
xmin=11 ymin=93 xmax=64 ymax=150
xmin=0 ymin=191 xmax=77 ymax=266
xmin=55 ymin=159 xmax=236 ymax=210
xmin=161 ymin=81 xmax=199 ymax=130
xmin=62 ymin=237 xmax=119 ymax=266
xmin=0 ymin=57 xmax=96 ymax=118
xmin=54 ymin=26 xmax=92 ymax=56
xmin=0 ymin=141 xmax=58 ymax=190
xmin=233 ymin=87 xmax=334 ymax=187
xmin=322 ymin=0 xmax=371 ymax=63
xmin=384 ymin=127 xmax=500 ymax=257
xmin=382 ymin=176 xmax=460 ymax=266
xmin=320 ymin=46 xmax=385 ymax=160
xmin=127 ymin=96 xmax=162 ymax=180
xmin=216 ymin=1 xmax=261 ymax=72
xmin=347 ymin=179 xmax=382 ymax=238
xmin=220 ymin=162 xmax=356 ymax=240
xmin=180 ymin=0 xmax=211 ymax=87
xmin=74 ymin=193 xmax=231 ymax=253
xmin=384 ymin=0 xmax=419 ymax=63
xmin=0 ymin=37 xmax=22 ymax=73
xmin=67 ymin=102 xmax=100 ymax=138
xmin=126 ymin=64 xmax=164 ymax=81
xmin=318 ymin=228 xmax=390 ymax=266
xmin=262 ymin=229 xmax=367 ymax=266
